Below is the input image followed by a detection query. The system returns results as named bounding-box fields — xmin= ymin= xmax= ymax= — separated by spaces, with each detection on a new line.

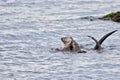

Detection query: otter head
xmin=61 ymin=37 xmax=73 ymax=45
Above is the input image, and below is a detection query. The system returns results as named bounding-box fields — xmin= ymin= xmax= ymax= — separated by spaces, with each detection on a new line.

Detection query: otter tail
xmin=88 ymin=30 xmax=117 ymax=50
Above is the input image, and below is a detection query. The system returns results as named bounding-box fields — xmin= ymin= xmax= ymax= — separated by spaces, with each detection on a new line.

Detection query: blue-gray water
xmin=0 ymin=0 xmax=120 ymax=80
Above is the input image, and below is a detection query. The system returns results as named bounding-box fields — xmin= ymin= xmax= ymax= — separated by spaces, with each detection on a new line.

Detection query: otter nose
xmin=61 ymin=38 xmax=65 ymax=43
xmin=61 ymin=38 xmax=64 ymax=41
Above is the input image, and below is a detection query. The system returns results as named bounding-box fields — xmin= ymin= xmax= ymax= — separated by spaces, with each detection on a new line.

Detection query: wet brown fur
xmin=58 ymin=37 xmax=81 ymax=51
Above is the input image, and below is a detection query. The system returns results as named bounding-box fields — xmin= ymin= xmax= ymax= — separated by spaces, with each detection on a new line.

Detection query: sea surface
xmin=0 ymin=0 xmax=120 ymax=80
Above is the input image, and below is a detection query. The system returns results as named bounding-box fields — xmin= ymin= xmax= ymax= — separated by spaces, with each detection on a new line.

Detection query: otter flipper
xmin=88 ymin=30 xmax=117 ymax=50
xmin=98 ymin=30 xmax=118 ymax=45
xmin=87 ymin=36 xmax=101 ymax=50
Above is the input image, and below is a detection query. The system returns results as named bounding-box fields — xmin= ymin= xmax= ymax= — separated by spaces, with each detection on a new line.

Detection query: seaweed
xmin=99 ymin=11 xmax=120 ymax=22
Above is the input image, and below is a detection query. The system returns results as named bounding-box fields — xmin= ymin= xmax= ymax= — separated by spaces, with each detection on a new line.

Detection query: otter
xmin=88 ymin=30 xmax=117 ymax=50
xmin=54 ymin=30 xmax=117 ymax=53
xmin=61 ymin=37 xmax=80 ymax=51
xmin=56 ymin=37 xmax=86 ymax=53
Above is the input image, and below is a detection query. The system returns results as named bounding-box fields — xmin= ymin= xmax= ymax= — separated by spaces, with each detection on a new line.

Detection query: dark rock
xmin=99 ymin=11 xmax=120 ymax=22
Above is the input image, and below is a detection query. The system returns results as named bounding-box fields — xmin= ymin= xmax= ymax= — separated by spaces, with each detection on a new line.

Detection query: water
xmin=0 ymin=0 xmax=120 ymax=80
